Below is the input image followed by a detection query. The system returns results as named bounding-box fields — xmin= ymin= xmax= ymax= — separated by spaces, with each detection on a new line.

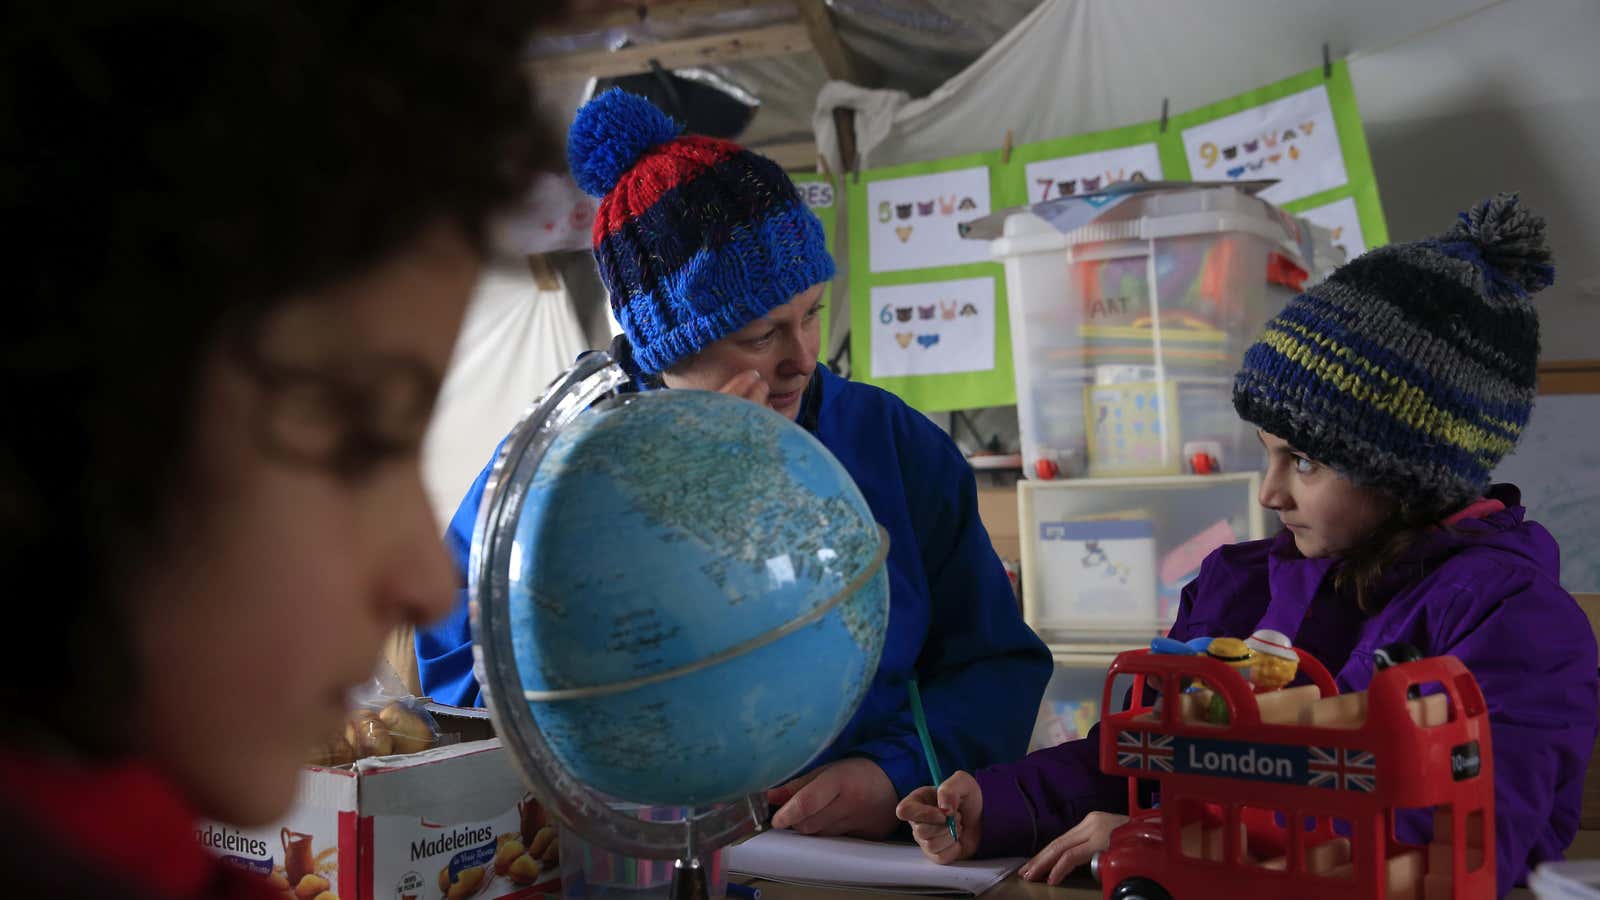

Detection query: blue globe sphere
xmin=505 ymin=389 xmax=889 ymax=806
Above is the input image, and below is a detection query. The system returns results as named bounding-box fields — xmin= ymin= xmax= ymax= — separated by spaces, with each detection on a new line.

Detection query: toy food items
xmin=1205 ymin=637 xmax=1254 ymax=672
xmin=1150 ymin=636 xmax=1214 ymax=656
xmin=1244 ymin=629 xmax=1299 ymax=691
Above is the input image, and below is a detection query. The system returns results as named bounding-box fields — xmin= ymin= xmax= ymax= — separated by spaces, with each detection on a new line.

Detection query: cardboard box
xmin=203 ymin=707 xmax=562 ymax=900
xmin=976 ymin=485 xmax=1021 ymax=563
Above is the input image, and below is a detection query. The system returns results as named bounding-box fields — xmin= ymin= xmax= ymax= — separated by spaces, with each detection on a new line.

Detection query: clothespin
xmin=1001 ymin=129 xmax=1014 ymax=165
xmin=1323 ymin=42 xmax=1332 ymax=78
xmin=1159 ymin=97 xmax=1170 ymax=133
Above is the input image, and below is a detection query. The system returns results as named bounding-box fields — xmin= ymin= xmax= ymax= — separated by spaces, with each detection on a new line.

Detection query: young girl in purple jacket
xmin=898 ymin=193 xmax=1598 ymax=897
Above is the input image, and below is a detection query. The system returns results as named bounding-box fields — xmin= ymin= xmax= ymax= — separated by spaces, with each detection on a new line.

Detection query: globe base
xmin=670 ymin=855 xmax=711 ymax=900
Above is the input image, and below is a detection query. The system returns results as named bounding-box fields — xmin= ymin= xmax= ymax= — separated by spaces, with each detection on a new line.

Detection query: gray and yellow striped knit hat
xmin=1233 ymin=193 xmax=1555 ymax=509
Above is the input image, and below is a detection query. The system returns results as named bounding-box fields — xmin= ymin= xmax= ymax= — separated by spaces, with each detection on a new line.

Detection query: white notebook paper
xmin=723 ymin=830 xmax=1025 ymax=896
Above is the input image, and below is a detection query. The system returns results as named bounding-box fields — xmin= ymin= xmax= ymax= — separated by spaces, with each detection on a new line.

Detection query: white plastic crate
xmin=1018 ymin=473 xmax=1266 ymax=641
xmin=1029 ymin=654 xmax=1113 ymax=753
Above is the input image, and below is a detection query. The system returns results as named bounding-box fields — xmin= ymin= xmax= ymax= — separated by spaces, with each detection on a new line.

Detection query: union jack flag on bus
xmin=1308 ymin=746 xmax=1377 ymax=792
xmin=1118 ymin=730 xmax=1175 ymax=773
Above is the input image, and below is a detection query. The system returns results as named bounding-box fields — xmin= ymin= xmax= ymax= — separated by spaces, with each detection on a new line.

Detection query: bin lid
xmin=957 ymin=179 xmax=1275 ymax=241
xmin=968 ymin=179 xmax=1341 ymax=280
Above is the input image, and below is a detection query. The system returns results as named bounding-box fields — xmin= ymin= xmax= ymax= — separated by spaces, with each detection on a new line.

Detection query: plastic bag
xmin=308 ymin=660 xmax=442 ymax=766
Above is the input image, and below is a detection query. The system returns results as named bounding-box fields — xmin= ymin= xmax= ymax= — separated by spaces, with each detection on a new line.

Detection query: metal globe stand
xmin=467 ymin=353 xmax=771 ymax=900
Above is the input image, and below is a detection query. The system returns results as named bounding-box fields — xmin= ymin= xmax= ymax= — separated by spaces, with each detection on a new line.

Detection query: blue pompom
xmin=567 ymin=89 xmax=683 ymax=198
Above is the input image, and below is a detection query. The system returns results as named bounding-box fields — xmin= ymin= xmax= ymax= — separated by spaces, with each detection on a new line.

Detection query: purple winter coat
xmin=972 ymin=485 xmax=1597 ymax=896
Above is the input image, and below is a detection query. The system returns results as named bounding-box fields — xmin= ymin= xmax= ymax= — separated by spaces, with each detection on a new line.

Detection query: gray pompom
xmin=1444 ymin=191 xmax=1555 ymax=296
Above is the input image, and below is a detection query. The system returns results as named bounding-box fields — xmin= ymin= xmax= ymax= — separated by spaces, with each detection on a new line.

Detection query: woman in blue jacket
xmin=417 ymin=89 xmax=1051 ymax=839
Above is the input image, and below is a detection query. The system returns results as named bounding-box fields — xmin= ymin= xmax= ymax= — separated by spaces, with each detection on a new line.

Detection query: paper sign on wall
xmin=1182 ymin=84 xmax=1347 ymax=205
xmin=868 ymin=277 xmax=996 ymax=378
xmin=1023 ymin=144 xmax=1163 ymax=204
xmin=794 ymin=177 xmax=836 ymax=212
xmin=1298 ymin=196 xmax=1367 ymax=259
xmin=865 ymin=167 xmax=992 ymax=273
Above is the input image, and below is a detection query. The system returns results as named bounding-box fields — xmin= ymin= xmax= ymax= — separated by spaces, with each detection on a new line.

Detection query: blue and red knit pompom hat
xmin=567 ymin=89 xmax=834 ymax=376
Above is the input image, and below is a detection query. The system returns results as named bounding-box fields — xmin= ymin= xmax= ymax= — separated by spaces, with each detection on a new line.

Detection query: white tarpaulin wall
xmin=421 ymin=262 xmax=588 ymax=533
xmin=814 ymin=0 xmax=1498 ymax=171
xmin=812 ymin=0 xmax=1599 ymax=360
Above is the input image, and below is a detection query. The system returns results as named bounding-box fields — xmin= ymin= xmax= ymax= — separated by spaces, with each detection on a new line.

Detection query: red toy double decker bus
xmin=1092 ymin=648 xmax=1494 ymax=900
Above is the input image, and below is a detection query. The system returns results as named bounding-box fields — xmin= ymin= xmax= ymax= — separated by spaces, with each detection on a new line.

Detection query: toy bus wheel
xmin=1111 ymin=877 xmax=1172 ymax=900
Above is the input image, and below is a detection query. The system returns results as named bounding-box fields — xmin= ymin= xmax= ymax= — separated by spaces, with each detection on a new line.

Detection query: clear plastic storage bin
xmin=1029 ymin=654 xmax=1114 ymax=753
xmin=990 ymin=186 xmax=1340 ymax=480
xmin=1018 ymin=473 xmax=1267 ymax=641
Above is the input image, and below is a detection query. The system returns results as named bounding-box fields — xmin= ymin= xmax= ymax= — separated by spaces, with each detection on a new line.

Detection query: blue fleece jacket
xmin=416 ymin=363 xmax=1052 ymax=799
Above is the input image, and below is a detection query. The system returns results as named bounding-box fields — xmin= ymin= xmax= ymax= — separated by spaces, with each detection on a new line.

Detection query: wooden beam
xmin=832 ymin=106 xmax=857 ymax=175
xmin=750 ymin=140 xmax=817 ymax=170
xmin=1539 ymin=360 xmax=1600 ymax=395
xmin=546 ymin=0 xmax=778 ymax=35
xmin=527 ymin=22 xmax=812 ymax=81
xmin=793 ymin=0 xmax=858 ymax=83
xmin=526 ymin=254 xmax=561 ymax=291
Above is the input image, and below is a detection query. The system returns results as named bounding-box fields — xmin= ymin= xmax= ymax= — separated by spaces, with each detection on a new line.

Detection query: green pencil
xmin=907 ymin=677 xmax=959 ymax=843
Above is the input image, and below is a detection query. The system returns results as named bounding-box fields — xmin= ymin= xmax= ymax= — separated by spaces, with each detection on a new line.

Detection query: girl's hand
xmin=1018 ymin=812 xmax=1128 ymax=884
xmin=895 ymin=770 xmax=983 ymax=864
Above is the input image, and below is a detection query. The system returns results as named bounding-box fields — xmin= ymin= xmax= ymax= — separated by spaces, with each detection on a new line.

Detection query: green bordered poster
xmin=846 ymin=59 xmax=1384 ymax=413
xmin=1011 ymin=119 xmax=1181 ymax=206
xmin=791 ymin=172 xmax=837 ymax=356
xmin=846 ymin=151 xmax=1024 ymax=412
xmin=1164 ymin=60 xmax=1387 ymax=256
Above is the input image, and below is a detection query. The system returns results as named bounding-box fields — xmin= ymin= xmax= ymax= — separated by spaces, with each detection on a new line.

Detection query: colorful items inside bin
xmin=1070 ymin=232 xmax=1260 ymax=335
xmin=1084 ymin=378 xmax=1240 ymax=476
xmin=560 ymin=805 xmax=726 ymax=900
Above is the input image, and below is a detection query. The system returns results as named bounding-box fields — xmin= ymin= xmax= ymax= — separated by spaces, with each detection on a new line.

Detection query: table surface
xmin=733 ymin=830 xmax=1600 ymax=899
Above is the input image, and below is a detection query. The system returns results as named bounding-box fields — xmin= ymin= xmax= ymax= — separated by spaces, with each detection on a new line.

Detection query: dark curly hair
xmin=1 ymin=2 xmax=564 ymax=751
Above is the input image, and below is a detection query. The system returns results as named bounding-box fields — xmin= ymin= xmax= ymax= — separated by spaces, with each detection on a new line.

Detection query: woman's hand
xmin=895 ymin=770 xmax=983 ymax=864
xmin=766 ymin=757 xmax=900 ymax=839
xmin=716 ymin=369 xmax=769 ymax=406
xmin=1018 ymin=812 xmax=1128 ymax=884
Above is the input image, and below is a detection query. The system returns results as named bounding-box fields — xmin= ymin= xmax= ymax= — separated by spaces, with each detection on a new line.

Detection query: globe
xmin=491 ymin=383 xmax=890 ymax=808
